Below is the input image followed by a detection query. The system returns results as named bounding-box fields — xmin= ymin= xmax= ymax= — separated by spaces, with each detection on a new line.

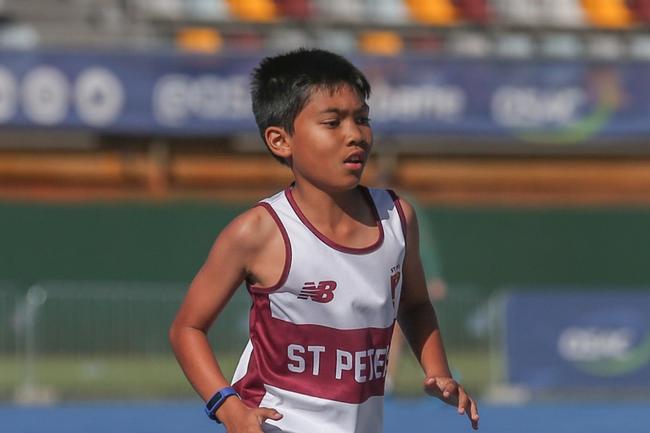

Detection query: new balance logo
xmin=297 ymin=280 xmax=337 ymax=303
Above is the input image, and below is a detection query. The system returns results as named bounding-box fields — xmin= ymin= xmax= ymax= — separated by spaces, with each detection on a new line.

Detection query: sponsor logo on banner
xmin=370 ymin=83 xmax=465 ymax=123
xmin=0 ymin=67 xmax=17 ymax=122
xmin=75 ymin=67 xmax=124 ymax=126
xmin=506 ymin=292 xmax=650 ymax=389
xmin=492 ymin=67 xmax=625 ymax=145
xmin=558 ymin=325 xmax=650 ymax=376
xmin=152 ymin=74 xmax=249 ymax=126
xmin=0 ymin=65 xmax=124 ymax=127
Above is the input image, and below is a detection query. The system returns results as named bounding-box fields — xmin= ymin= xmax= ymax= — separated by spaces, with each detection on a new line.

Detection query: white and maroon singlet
xmin=231 ymin=185 xmax=406 ymax=433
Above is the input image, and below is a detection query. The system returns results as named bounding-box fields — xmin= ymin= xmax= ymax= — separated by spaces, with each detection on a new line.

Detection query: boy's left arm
xmin=396 ymin=198 xmax=479 ymax=430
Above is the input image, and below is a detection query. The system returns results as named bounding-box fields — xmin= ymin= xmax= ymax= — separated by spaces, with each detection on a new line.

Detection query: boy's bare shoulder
xmin=218 ymin=204 xmax=279 ymax=254
xmin=394 ymin=195 xmax=416 ymax=225
xmin=393 ymin=195 xmax=421 ymax=248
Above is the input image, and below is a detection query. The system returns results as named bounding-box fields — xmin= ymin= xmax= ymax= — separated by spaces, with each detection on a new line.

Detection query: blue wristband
xmin=205 ymin=386 xmax=239 ymax=423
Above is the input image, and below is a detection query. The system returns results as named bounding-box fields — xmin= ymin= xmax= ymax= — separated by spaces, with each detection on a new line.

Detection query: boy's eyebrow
xmin=319 ymin=103 xmax=370 ymax=114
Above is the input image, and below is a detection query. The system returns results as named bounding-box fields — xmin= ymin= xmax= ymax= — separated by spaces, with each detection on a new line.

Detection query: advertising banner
xmin=0 ymin=51 xmax=260 ymax=135
xmin=0 ymin=50 xmax=649 ymax=146
xmin=505 ymin=291 xmax=650 ymax=390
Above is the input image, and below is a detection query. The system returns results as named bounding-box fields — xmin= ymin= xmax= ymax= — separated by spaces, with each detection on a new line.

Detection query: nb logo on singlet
xmin=297 ymin=280 xmax=337 ymax=303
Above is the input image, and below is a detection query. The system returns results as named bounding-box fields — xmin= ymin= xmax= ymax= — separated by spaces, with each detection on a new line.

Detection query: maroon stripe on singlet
xmin=284 ymin=185 xmax=384 ymax=255
xmin=387 ymin=190 xmax=407 ymax=240
xmin=247 ymin=202 xmax=292 ymax=293
xmin=232 ymin=348 xmax=267 ymax=409
xmin=233 ymin=292 xmax=394 ymax=406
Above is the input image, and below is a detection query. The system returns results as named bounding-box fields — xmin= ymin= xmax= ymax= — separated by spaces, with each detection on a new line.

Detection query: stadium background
xmin=1 ymin=1 xmax=650 ymax=432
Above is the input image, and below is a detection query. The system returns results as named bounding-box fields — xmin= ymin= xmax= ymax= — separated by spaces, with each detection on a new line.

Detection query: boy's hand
xmin=424 ymin=376 xmax=479 ymax=430
xmin=218 ymin=398 xmax=283 ymax=433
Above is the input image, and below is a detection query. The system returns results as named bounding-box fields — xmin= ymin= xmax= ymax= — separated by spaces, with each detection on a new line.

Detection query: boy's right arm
xmin=169 ymin=206 xmax=283 ymax=432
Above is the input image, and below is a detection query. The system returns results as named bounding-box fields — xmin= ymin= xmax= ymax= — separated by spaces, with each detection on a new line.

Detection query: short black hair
xmin=251 ymin=48 xmax=371 ymax=165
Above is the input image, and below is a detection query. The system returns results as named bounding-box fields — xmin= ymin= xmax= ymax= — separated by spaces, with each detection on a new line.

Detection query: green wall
xmin=2 ymin=201 xmax=650 ymax=292
xmin=426 ymin=208 xmax=650 ymax=291
xmin=0 ymin=201 xmax=245 ymax=286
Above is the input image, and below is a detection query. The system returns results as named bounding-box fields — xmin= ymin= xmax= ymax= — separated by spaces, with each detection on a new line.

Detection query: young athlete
xmin=169 ymin=48 xmax=479 ymax=433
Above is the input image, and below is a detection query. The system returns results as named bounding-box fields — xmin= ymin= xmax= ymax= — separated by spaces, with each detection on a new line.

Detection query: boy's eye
xmin=323 ymin=119 xmax=340 ymax=127
xmin=356 ymin=116 xmax=371 ymax=125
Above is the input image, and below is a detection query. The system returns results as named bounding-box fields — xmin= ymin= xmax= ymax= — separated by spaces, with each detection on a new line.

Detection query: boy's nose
xmin=345 ymin=121 xmax=369 ymax=147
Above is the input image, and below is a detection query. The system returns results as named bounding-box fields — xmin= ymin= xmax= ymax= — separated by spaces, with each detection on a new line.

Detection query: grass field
xmin=0 ymin=349 xmax=492 ymax=401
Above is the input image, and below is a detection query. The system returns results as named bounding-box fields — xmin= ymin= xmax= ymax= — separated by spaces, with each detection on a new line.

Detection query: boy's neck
xmin=290 ymin=181 xmax=367 ymax=226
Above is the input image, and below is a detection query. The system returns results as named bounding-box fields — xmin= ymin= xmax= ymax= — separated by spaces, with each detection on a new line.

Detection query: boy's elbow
xmin=168 ymin=319 xmax=183 ymax=349
xmin=168 ymin=319 xmax=206 ymax=350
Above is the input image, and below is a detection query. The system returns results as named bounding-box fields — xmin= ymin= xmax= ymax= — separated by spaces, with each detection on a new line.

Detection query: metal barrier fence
xmin=0 ymin=281 xmax=253 ymax=401
xmin=0 ymin=281 xmax=499 ymax=401
xmin=434 ymin=285 xmax=493 ymax=351
xmin=12 ymin=281 xmax=252 ymax=355
xmin=0 ymin=283 xmax=19 ymax=355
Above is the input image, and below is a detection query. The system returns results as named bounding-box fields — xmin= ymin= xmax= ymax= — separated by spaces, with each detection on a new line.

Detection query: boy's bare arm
xmin=396 ymin=198 xmax=479 ymax=429
xmin=169 ymin=206 xmax=282 ymax=431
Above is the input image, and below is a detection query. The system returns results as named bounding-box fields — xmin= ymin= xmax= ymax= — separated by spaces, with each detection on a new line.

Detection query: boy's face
xmin=284 ymin=84 xmax=373 ymax=192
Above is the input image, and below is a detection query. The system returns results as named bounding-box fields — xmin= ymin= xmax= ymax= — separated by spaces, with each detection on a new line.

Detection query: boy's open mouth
xmin=343 ymin=151 xmax=366 ymax=169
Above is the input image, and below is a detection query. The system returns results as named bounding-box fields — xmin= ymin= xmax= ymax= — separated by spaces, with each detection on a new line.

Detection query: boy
xmin=169 ymin=48 xmax=479 ymax=433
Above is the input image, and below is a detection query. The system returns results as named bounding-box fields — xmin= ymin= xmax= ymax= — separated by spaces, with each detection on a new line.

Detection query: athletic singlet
xmin=231 ymin=186 xmax=406 ymax=433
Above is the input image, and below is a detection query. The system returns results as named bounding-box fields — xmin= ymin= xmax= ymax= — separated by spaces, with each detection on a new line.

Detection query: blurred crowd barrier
xmin=0 ymin=281 xmax=250 ymax=401
xmin=0 ymin=280 xmax=495 ymax=401
xmin=3 ymin=281 xmax=648 ymax=402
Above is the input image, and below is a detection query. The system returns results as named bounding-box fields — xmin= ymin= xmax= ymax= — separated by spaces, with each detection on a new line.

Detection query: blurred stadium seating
xmin=0 ymin=1 xmax=648 ymax=55
xmin=0 ymin=0 xmax=649 ymax=205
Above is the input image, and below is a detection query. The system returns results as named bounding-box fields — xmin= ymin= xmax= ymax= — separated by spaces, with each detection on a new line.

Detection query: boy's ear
xmin=264 ymin=126 xmax=292 ymax=159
